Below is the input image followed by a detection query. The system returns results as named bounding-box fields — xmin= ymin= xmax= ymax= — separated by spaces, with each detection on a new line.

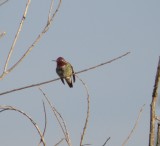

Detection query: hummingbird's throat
xmin=57 ymin=61 xmax=67 ymax=67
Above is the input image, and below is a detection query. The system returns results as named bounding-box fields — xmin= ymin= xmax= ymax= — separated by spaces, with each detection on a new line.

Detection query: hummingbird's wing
xmin=71 ymin=65 xmax=75 ymax=83
xmin=56 ymin=67 xmax=65 ymax=85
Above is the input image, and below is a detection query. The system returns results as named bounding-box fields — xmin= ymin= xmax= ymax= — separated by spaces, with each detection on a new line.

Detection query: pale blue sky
xmin=0 ymin=0 xmax=160 ymax=146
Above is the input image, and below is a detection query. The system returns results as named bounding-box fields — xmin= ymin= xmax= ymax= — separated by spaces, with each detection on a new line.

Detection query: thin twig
xmin=38 ymin=87 xmax=72 ymax=146
xmin=46 ymin=0 xmax=62 ymax=33
xmin=76 ymin=75 xmax=90 ymax=146
xmin=122 ymin=104 xmax=145 ymax=146
xmin=0 ymin=105 xmax=46 ymax=146
xmin=149 ymin=57 xmax=160 ymax=146
xmin=0 ymin=52 xmax=130 ymax=96
xmin=0 ymin=0 xmax=8 ymax=6
xmin=3 ymin=0 xmax=31 ymax=72
xmin=102 ymin=137 xmax=111 ymax=146
xmin=54 ymin=138 xmax=65 ymax=146
xmin=77 ymin=52 xmax=130 ymax=75
xmin=0 ymin=32 xmax=6 ymax=39
xmin=38 ymin=101 xmax=47 ymax=146
xmin=48 ymin=0 xmax=54 ymax=21
xmin=42 ymin=101 xmax=47 ymax=137
xmin=155 ymin=116 xmax=160 ymax=121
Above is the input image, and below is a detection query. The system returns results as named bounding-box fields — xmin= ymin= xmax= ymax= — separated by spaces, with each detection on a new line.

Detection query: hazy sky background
xmin=0 ymin=0 xmax=160 ymax=146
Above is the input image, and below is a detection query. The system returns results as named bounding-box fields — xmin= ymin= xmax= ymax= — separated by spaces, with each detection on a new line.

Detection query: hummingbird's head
xmin=54 ymin=57 xmax=67 ymax=66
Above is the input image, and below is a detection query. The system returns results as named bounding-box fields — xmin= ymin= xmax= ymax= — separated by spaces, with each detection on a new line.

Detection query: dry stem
xmin=38 ymin=101 xmax=47 ymax=146
xmin=102 ymin=137 xmax=111 ymax=146
xmin=0 ymin=32 xmax=6 ymax=39
xmin=0 ymin=105 xmax=46 ymax=146
xmin=3 ymin=0 xmax=31 ymax=73
xmin=122 ymin=104 xmax=145 ymax=146
xmin=0 ymin=0 xmax=8 ymax=6
xmin=38 ymin=87 xmax=72 ymax=146
xmin=75 ymin=75 xmax=90 ymax=146
xmin=54 ymin=138 xmax=65 ymax=146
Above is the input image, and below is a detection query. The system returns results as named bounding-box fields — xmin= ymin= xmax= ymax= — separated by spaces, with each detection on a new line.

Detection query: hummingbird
xmin=53 ymin=57 xmax=75 ymax=88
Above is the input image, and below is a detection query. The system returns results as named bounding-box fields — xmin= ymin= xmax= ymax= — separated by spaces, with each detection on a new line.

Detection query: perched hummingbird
xmin=53 ymin=57 xmax=75 ymax=88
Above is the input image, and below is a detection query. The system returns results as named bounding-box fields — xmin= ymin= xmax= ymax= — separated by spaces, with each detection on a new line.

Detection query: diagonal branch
xmin=0 ymin=0 xmax=8 ymax=6
xmin=3 ymin=0 xmax=31 ymax=73
xmin=76 ymin=52 xmax=130 ymax=75
xmin=54 ymin=138 xmax=65 ymax=146
xmin=102 ymin=137 xmax=111 ymax=146
xmin=0 ymin=32 xmax=6 ymax=39
xmin=0 ymin=52 xmax=130 ymax=96
xmin=0 ymin=105 xmax=46 ymax=146
xmin=122 ymin=104 xmax=145 ymax=146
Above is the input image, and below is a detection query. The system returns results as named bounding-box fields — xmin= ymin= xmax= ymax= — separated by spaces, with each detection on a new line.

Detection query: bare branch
xmin=122 ymin=104 xmax=145 ymax=146
xmin=0 ymin=52 xmax=130 ymax=96
xmin=48 ymin=0 xmax=54 ymax=21
xmin=102 ymin=137 xmax=111 ymax=146
xmin=54 ymin=138 xmax=65 ymax=146
xmin=75 ymin=75 xmax=90 ymax=146
xmin=46 ymin=0 xmax=62 ymax=33
xmin=38 ymin=101 xmax=47 ymax=146
xmin=3 ymin=0 xmax=31 ymax=73
xmin=0 ymin=0 xmax=8 ymax=6
xmin=76 ymin=52 xmax=130 ymax=75
xmin=0 ymin=32 xmax=6 ymax=39
xmin=42 ymin=101 xmax=47 ymax=138
xmin=6 ymin=0 xmax=61 ymax=73
xmin=0 ymin=105 xmax=46 ymax=146
xmin=149 ymin=57 xmax=160 ymax=146
xmin=38 ymin=87 xmax=72 ymax=146
xmin=0 ymin=0 xmax=62 ymax=80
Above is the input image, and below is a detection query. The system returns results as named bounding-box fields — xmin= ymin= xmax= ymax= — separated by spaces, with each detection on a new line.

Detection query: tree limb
xmin=149 ymin=57 xmax=160 ymax=146
xmin=0 ymin=105 xmax=46 ymax=146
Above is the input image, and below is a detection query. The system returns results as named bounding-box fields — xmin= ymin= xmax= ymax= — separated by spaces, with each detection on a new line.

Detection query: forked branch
xmin=38 ymin=87 xmax=72 ymax=146
xmin=0 ymin=0 xmax=62 ymax=80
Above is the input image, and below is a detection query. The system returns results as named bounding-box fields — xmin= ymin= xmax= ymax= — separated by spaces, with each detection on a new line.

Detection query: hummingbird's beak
xmin=52 ymin=60 xmax=57 ymax=62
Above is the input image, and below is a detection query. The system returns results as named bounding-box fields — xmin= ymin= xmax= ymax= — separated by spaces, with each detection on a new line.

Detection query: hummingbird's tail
xmin=65 ymin=77 xmax=73 ymax=88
